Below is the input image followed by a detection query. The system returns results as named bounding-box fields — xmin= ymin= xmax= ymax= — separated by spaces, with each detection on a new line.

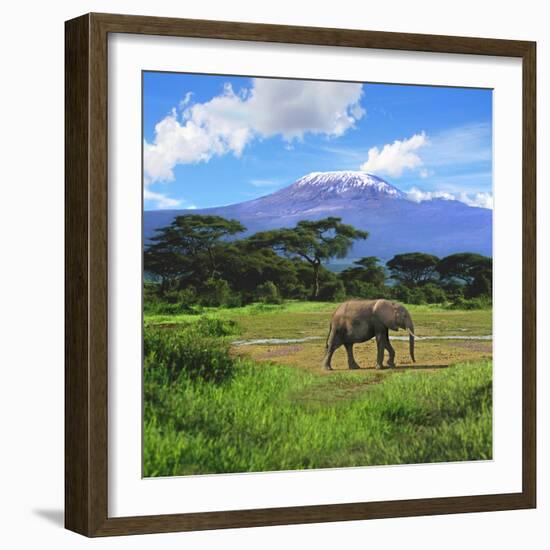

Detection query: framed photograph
xmin=65 ymin=13 xmax=536 ymax=537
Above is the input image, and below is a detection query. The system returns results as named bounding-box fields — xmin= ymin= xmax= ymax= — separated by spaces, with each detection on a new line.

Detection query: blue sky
xmin=143 ymin=72 xmax=492 ymax=210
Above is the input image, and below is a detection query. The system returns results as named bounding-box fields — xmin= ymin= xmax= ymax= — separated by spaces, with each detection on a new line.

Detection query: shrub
xmin=194 ymin=316 xmax=239 ymax=337
xmin=200 ymin=278 xmax=231 ymax=307
xmin=446 ymin=296 xmax=492 ymax=310
xmin=441 ymin=281 xmax=465 ymax=301
xmin=225 ymin=293 xmax=243 ymax=308
xmin=285 ymin=282 xmax=309 ymax=300
xmin=344 ymin=280 xmax=389 ymax=300
xmin=389 ymin=284 xmax=405 ymax=303
xmin=317 ymin=280 xmax=346 ymax=302
xmin=144 ymin=325 xmax=235 ymax=384
xmin=390 ymin=283 xmax=448 ymax=305
xmin=343 ymin=280 xmax=369 ymax=298
xmin=422 ymin=283 xmax=448 ymax=304
xmin=391 ymin=284 xmax=415 ymax=304
xmin=254 ymin=281 xmax=283 ymax=304
xmin=143 ymin=287 xmax=199 ymax=315
xmin=407 ymin=287 xmax=427 ymax=305
xmin=465 ymin=272 xmax=492 ymax=298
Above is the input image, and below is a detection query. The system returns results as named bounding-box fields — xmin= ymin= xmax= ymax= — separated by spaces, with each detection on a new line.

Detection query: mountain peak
xmin=290 ymin=170 xmax=404 ymax=199
xmin=144 ymin=168 xmax=492 ymax=259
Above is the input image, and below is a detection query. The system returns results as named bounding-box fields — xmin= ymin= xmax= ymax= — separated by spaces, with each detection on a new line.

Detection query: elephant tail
xmin=409 ymin=331 xmax=416 ymax=363
xmin=405 ymin=315 xmax=416 ymax=363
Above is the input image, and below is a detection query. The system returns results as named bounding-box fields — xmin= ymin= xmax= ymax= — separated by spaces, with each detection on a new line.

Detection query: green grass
xmin=144 ymin=300 xmax=492 ymax=339
xmin=143 ymin=301 xmax=493 ymax=477
xmin=144 ymin=357 xmax=492 ymax=476
xmin=145 ymin=299 xmax=491 ymax=321
xmin=143 ymin=300 xmax=337 ymax=326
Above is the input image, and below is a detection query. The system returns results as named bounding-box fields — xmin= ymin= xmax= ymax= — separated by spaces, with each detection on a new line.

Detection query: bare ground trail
xmin=228 ymin=304 xmax=492 ymax=376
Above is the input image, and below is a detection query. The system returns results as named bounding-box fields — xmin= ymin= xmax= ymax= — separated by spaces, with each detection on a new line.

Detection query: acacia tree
xmin=144 ymin=215 xmax=245 ymax=292
xmin=387 ymin=252 xmax=440 ymax=286
xmin=436 ymin=253 xmax=492 ymax=284
xmin=143 ymin=244 xmax=189 ymax=293
xmin=250 ymin=217 xmax=368 ymax=299
xmin=215 ymin=241 xmax=303 ymax=299
xmin=340 ymin=256 xmax=386 ymax=286
xmin=436 ymin=252 xmax=492 ymax=297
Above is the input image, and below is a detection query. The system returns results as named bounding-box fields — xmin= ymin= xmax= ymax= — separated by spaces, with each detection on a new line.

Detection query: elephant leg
xmin=375 ymin=332 xmax=386 ymax=369
xmin=344 ymin=343 xmax=360 ymax=370
xmin=384 ymin=329 xmax=396 ymax=368
xmin=322 ymin=330 xmax=341 ymax=370
xmin=322 ymin=347 xmax=338 ymax=370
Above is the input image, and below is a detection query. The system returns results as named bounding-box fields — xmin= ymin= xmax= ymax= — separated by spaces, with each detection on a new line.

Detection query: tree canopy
xmin=340 ymin=256 xmax=386 ymax=286
xmin=249 ymin=217 xmax=368 ymax=298
xmin=436 ymin=252 xmax=492 ymax=298
xmin=144 ymin=215 xmax=245 ymax=290
xmin=436 ymin=252 xmax=492 ymax=284
xmin=387 ymin=252 xmax=440 ymax=286
xmin=143 ymin=214 xmax=492 ymax=307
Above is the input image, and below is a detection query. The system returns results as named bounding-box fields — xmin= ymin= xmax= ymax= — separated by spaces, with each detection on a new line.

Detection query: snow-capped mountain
xmin=144 ymin=171 xmax=492 ymax=262
xmin=291 ymin=171 xmax=404 ymax=199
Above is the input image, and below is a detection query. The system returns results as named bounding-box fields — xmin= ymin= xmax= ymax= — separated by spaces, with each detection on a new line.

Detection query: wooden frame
xmin=65 ymin=12 xmax=536 ymax=537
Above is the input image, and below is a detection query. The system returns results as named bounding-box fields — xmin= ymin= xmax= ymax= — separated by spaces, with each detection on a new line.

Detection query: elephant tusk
xmin=408 ymin=330 xmax=421 ymax=339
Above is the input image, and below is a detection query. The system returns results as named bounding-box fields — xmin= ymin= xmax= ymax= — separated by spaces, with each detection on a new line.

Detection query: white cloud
xmin=144 ymin=79 xmax=365 ymax=184
xmin=360 ymin=132 xmax=427 ymax=177
xmin=423 ymin=122 xmax=491 ymax=167
xmin=246 ymin=78 xmax=365 ymax=140
xmin=419 ymin=168 xmax=433 ymax=178
xmin=143 ymin=108 xmax=230 ymax=184
xmin=406 ymin=187 xmax=455 ymax=203
xmin=460 ymin=192 xmax=493 ymax=209
xmin=144 ymin=188 xmax=182 ymax=209
xmin=406 ymin=186 xmax=493 ymax=209
xmin=340 ymin=122 xmax=490 ymax=180
xmin=179 ymin=91 xmax=193 ymax=109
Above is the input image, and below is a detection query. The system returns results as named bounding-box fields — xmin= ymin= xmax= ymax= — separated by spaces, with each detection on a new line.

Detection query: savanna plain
xmin=144 ymin=301 xmax=492 ymax=477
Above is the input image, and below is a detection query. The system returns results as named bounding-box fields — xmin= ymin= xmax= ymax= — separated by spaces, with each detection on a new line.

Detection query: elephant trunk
xmin=405 ymin=313 xmax=416 ymax=363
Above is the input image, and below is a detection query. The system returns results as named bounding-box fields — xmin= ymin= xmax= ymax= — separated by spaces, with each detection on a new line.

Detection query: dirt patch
xmin=233 ymin=337 xmax=492 ymax=376
xmin=259 ymin=345 xmax=304 ymax=358
xmin=450 ymin=340 xmax=493 ymax=353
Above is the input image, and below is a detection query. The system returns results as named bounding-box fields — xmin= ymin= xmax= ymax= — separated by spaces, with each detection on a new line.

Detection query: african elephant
xmin=322 ymin=299 xmax=417 ymax=370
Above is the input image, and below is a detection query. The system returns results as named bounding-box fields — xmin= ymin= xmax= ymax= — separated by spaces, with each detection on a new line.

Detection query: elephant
xmin=322 ymin=299 xmax=417 ymax=370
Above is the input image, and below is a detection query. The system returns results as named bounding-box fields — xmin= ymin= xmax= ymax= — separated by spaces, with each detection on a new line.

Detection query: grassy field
xmin=143 ymin=301 xmax=493 ymax=477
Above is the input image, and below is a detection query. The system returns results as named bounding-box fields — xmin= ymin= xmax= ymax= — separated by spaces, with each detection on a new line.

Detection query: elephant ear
xmin=396 ymin=304 xmax=408 ymax=330
xmin=375 ymin=300 xmax=399 ymax=330
xmin=390 ymin=302 xmax=401 ymax=330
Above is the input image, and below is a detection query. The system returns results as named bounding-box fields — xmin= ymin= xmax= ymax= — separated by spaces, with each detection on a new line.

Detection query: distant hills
xmin=144 ymin=171 xmax=492 ymax=263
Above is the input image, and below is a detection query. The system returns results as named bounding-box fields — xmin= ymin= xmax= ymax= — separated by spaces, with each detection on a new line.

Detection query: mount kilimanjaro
xmin=144 ymin=171 xmax=492 ymax=263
